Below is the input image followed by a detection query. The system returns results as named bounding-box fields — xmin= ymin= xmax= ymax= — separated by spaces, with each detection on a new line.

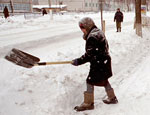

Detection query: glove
xmin=71 ymin=59 xmax=78 ymax=66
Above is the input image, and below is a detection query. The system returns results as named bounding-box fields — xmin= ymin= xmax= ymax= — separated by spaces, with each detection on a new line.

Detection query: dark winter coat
xmin=3 ymin=6 xmax=9 ymax=19
xmin=114 ymin=11 xmax=123 ymax=22
xmin=42 ymin=9 xmax=47 ymax=16
xmin=76 ymin=26 xmax=113 ymax=86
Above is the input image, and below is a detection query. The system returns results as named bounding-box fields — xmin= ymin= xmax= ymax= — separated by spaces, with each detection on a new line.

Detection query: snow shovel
xmin=5 ymin=48 xmax=72 ymax=68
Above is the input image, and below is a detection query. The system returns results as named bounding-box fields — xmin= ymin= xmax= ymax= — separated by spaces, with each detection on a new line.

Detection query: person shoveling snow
xmin=71 ymin=17 xmax=118 ymax=111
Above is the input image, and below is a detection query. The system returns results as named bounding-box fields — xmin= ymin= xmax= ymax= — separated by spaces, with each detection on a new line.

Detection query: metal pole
xmin=101 ymin=0 xmax=103 ymax=30
xmin=48 ymin=0 xmax=53 ymax=20
xmin=91 ymin=0 xmax=93 ymax=11
xmin=30 ymin=0 xmax=33 ymax=12
xmin=99 ymin=0 xmax=103 ymax=30
xmin=99 ymin=0 xmax=105 ymax=33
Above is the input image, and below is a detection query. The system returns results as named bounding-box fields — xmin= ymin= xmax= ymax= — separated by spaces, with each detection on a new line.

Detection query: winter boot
xmin=103 ymin=88 xmax=118 ymax=104
xmin=116 ymin=28 xmax=118 ymax=32
xmin=74 ymin=91 xmax=94 ymax=111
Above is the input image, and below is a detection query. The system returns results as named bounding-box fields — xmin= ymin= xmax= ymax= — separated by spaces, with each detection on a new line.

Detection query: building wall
xmin=0 ymin=0 xmax=32 ymax=13
xmin=38 ymin=0 xmax=100 ymax=12
xmin=38 ymin=0 xmax=48 ymax=5
xmin=60 ymin=0 xmax=99 ymax=12
xmin=32 ymin=0 xmax=39 ymax=5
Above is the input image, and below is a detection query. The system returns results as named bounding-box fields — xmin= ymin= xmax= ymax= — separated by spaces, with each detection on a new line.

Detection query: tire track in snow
xmin=0 ymin=21 xmax=132 ymax=58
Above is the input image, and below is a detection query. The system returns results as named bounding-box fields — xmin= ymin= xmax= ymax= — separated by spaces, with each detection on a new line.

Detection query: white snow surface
xmin=0 ymin=12 xmax=150 ymax=115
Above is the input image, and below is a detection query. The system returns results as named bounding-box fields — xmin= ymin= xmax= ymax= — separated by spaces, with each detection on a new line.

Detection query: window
xmin=0 ymin=2 xmax=31 ymax=12
xmin=89 ymin=3 xmax=91 ymax=7
xmin=13 ymin=4 xmax=30 ymax=11
xmin=96 ymin=3 xmax=98 ymax=7
xmin=0 ymin=4 xmax=11 ymax=11
xmin=93 ymin=3 xmax=94 ymax=7
xmin=85 ymin=2 xmax=88 ymax=7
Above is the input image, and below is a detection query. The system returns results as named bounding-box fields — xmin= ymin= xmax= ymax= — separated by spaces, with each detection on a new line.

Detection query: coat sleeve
xmin=121 ymin=12 xmax=123 ymax=22
xmin=76 ymin=37 xmax=98 ymax=65
xmin=114 ymin=13 xmax=116 ymax=21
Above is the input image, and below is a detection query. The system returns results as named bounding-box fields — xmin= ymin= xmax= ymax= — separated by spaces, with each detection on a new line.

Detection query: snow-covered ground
xmin=0 ymin=11 xmax=150 ymax=115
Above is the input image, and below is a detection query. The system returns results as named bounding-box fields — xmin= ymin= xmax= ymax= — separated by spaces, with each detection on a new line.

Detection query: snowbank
xmin=0 ymin=12 xmax=150 ymax=115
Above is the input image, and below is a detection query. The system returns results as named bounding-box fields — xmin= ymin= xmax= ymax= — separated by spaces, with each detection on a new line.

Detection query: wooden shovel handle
xmin=34 ymin=61 xmax=72 ymax=66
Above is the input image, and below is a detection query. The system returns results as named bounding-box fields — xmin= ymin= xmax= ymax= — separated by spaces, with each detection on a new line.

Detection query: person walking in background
xmin=3 ymin=6 xmax=9 ymax=19
xmin=71 ymin=17 xmax=118 ymax=112
xmin=114 ymin=8 xmax=123 ymax=32
xmin=42 ymin=8 xmax=47 ymax=16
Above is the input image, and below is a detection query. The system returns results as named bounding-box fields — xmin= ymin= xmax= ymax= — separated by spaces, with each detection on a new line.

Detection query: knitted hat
xmin=79 ymin=17 xmax=95 ymax=33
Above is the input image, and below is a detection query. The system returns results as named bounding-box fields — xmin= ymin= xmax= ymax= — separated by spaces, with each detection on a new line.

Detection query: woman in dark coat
xmin=72 ymin=17 xmax=118 ymax=111
xmin=42 ymin=8 xmax=47 ymax=16
xmin=3 ymin=6 xmax=9 ymax=19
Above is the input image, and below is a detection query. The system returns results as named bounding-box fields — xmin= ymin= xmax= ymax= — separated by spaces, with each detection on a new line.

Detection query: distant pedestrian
xmin=114 ymin=8 xmax=123 ymax=32
xmin=42 ymin=8 xmax=47 ymax=16
xmin=3 ymin=6 xmax=9 ymax=19
xmin=72 ymin=17 xmax=118 ymax=112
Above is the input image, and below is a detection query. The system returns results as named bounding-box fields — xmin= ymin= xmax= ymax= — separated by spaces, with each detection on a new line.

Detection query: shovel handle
xmin=34 ymin=61 xmax=73 ymax=66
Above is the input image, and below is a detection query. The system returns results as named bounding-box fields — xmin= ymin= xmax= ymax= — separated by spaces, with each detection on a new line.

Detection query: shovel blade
xmin=5 ymin=48 xmax=40 ymax=68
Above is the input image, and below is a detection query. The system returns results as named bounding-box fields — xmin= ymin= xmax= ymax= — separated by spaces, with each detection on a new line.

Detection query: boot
xmin=116 ymin=28 xmax=118 ymax=32
xmin=103 ymin=88 xmax=118 ymax=104
xmin=74 ymin=91 xmax=94 ymax=111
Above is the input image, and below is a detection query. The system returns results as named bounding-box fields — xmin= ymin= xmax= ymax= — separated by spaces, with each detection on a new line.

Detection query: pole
xmin=29 ymin=0 xmax=33 ymax=12
xmin=100 ymin=0 xmax=103 ymax=30
xmin=48 ymin=0 xmax=53 ymax=20
xmin=99 ymin=0 xmax=105 ymax=33
xmin=48 ymin=0 xmax=51 ymax=7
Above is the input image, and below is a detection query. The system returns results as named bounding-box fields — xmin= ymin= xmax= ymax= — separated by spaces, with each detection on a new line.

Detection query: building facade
xmin=32 ymin=0 xmax=39 ymax=5
xmin=38 ymin=0 xmax=48 ymax=5
xmin=0 ymin=0 xmax=32 ymax=13
xmin=61 ymin=0 xmax=99 ymax=12
xmin=38 ymin=0 xmax=100 ymax=12
xmin=35 ymin=0 xmax=128 ymax=12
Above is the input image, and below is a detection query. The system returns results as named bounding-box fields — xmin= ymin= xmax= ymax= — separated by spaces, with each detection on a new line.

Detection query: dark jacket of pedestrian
xmin=72 ymin=18 xmax=113 ymax=86
xmin=42 ymin=8 xmax=47 ymax=16
xmin=3 ymin=6 xmax=9 ymax=19
xmin=114 ymin=9 xmax=123 ymax=22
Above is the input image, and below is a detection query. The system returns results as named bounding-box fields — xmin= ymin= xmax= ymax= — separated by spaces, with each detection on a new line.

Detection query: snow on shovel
xmin=5 ymin=48 xmax=72 ymax=68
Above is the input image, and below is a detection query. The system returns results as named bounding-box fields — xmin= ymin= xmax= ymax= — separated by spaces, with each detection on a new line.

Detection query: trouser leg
xmin=116 ymin=22 xmax=121 ymax=32
xmin=118 ymin=22 xmax=121 ymax=32
xmin=116 ymin=22 xmax=118 ymax=32
xmin=103 ymin=80 xmax=118 ymax=104
xmin=104 ymin=80 xmax=112 ymax=91
xmin=86 ymin=83 xmax=94 ymax=93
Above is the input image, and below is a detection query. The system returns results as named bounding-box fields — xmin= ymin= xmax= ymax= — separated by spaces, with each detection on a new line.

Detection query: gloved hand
xmin=71 ymin=59 xmax=79 ymax=66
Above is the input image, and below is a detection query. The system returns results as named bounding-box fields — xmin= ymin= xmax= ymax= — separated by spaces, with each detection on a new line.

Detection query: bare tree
xmin=135 ymin=0 xmax=142 ymax=37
